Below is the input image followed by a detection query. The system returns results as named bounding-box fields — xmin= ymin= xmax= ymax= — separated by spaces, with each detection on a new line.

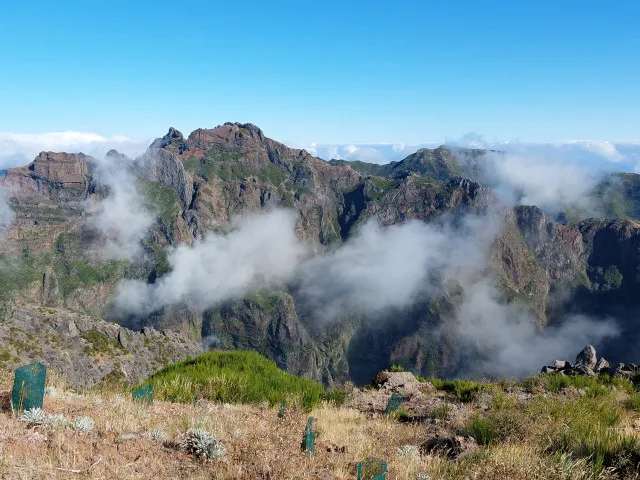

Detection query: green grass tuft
xmin=142 ymin=350 xmax=325 ymax=411
xmin=430 ymin=377 xmax=482 ymax=402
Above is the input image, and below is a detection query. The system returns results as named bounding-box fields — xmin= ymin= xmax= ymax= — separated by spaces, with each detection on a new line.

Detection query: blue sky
xmin=1 ymin=1 xmax=639 ymax=144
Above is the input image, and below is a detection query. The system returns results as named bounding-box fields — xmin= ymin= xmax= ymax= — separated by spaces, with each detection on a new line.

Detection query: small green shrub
xmin=320 ymin=388 xmax=349 ymax=407
xmin=624 ymin=392 xmax=640 ymax=412
xmin=465 ymin=406 xmax=526 ymax=445
xmin=391 ymin=407 xmax=412 ymax=422
xmin=71 ymin=416 xmax=94 ymax=434
xmin=19 ymin=408 xmax=46 ymax=426
xmin=390 ymin=364 xmax=405 ymax=372
xmin=466 ymin=415 xmax=495 ymax=445
xmin=430 ymin=403 xmax=452 ymax=420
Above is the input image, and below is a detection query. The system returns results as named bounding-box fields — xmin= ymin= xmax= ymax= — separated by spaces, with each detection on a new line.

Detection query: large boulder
xmin=575 ymin=344 xmax=597 ymax=370
xmin=374 ymin=371 xmax=433 ymax=398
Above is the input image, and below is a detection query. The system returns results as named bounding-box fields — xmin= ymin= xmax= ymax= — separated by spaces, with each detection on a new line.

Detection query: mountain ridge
xmin=1 ymin=122 xmax=640 ymax=387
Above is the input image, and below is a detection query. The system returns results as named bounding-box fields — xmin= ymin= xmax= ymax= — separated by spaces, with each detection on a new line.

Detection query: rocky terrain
xmin=2 ymin=121 xmax=640 ymax=387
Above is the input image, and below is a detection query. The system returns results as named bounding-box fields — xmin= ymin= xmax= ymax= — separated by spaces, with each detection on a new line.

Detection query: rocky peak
xmin=105 ymin=149 xmax=130 ymax=161
xmin=167 ymin=127 xmax=184 ymax=140
xmin=185 ymin=122 xmax=266 ymax=151
xmin=575 ymin=344 xmax=597 ymax=370
xmin=223 ymin=122 xmax=265 ymax=140
xmin=149 ymin=127 xmax=186 ymax=151
xmin=29 ymin=151 xmax=90 ymax=189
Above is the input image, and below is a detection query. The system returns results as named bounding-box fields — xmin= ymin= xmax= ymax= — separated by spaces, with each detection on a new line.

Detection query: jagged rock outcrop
xmin=202 ymin=290 xmax=351 ymax=385
xmin=575 ymin=344 xmax=598 ymax=370
xmin=349 ymin=370 xmax=439 ymax=415
xmin=0 ymin=151 xmax=94 ymax=256
xmin=540 ymin=344 xmax=635 ymax=378
xmin=135 ymin=144 xmax=193 ymax=207
xmin=31 ymin=152 xmax=90 ymax=188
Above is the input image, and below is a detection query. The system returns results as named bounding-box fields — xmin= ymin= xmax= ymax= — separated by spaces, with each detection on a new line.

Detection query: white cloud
xmin=86 ymin=156 xmax=154 ymax=261
xmin=289 ymin=142 xmax=439 ymax=163
xmin=0 ymin=187 xmax=15 ymax=236
xmin=564 ymin=140 xmax=624 ymax=163
xmin=114 ymin=209 xmax=307 ymax=315
xmin=454 ymin=279 xmax=620 ymax=378
xmin=342 ymin=145 xmax=359 ymax=155
xmin=0 ymin=131 xmax=150 ymax=169
xmin=296 ymin=214 xmax=497 ymax=321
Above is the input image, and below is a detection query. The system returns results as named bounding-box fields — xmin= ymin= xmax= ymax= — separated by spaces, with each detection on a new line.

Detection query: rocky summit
xmin=2 ymin=122 xmax=640 ymax=387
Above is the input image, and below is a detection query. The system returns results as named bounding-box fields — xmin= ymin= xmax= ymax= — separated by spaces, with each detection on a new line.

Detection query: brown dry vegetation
xmin=1 ymin=370 xmax=640 ymax=479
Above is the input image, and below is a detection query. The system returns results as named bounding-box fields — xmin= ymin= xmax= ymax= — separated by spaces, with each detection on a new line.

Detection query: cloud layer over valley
xmin=0 ymin=131 xmax=150 ymax=169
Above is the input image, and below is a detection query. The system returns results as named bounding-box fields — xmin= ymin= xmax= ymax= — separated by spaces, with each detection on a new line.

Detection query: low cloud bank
xmin=0 ymin=187 xmax=15 ymax=237
xmin=114 ymin=209 xmax=306 ymax=315
xmin=467 ymin=150 xmax=601 ymax=216
xmin=453 ymin=280 xmax=620 ymax=378
xmin=296 ymin=214 xmax=499 ymax=321
xmin=86 ymin=155 xmax=154 ymax=261
xmin=109 ymin=203 xmax=620 ymax=378
xmin=0 ymin=131 xmax=149 ymax=169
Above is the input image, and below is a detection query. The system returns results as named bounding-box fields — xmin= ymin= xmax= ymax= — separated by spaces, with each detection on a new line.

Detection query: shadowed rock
xmin=419 ymin=435 xmax=477 ymax=459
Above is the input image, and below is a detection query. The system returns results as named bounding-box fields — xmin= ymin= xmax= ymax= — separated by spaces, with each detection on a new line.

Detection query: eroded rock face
xmin=0 ymin=305 xmax=201 ymax=389
xmin=31 ymin=152 xmax=90 ymax=188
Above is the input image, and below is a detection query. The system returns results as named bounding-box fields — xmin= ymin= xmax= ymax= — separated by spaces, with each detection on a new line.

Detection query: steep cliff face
xmin=3 ymin=123 xmax=640 ymax=386
xmin=0 ymin=152 xmax=91 ymax=255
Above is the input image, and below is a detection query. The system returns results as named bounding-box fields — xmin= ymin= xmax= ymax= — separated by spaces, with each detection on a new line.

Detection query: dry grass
xmin=0 ymin=371 xmax=639 ymax=479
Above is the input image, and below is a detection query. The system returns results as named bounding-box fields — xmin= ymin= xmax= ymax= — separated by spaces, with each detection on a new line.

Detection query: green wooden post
xmin=301 ymin=417 xmax=315 ymax=455
xmin=11 ymin=363 xmax=47 ymax=414
xmin=132 ymin=385 xmax=153 ymax=405
xmin=384 ymin=393 xmax=404 ymax=414
xmin=357 ymin=458 xmax=388 ymax=480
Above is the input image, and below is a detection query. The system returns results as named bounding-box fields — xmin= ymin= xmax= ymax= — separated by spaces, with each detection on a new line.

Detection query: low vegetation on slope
xmin=3 ymin=364 xmax=640 ymax=479
xmin=141 ymin=349 xmax=326 ymax=410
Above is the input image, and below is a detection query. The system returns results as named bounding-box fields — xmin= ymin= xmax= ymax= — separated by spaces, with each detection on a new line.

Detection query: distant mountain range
xmin=297 ymin=140 xmax=640 ymax=173
xmin=1 ymin=122 xmax=640 ymax=387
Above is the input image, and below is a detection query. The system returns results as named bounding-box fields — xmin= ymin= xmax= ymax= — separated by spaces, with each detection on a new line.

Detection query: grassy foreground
xmin=2 ymin=353 xmax=640 ymax=478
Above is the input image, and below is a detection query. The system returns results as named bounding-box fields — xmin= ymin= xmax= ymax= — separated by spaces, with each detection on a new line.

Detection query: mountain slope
xmin=2 ymin=123 xmax=640 ymax=386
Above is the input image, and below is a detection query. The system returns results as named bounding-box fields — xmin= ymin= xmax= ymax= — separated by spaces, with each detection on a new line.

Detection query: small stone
xmin=595 ymin=358 xmax=610 ymax=372
xmin=554 ymin=360 xmax=569 ymax=369
xmin=68 ymin=321 xmax=80 ymax=336
xmin=574 ymin=365 xmax=596 ymax=376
